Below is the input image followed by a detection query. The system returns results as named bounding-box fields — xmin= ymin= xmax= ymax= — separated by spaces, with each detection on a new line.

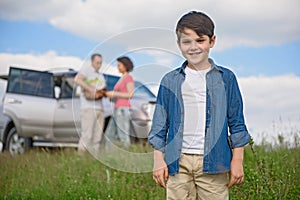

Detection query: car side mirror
xmin=54 ymin=86 xmax=61 ymax=99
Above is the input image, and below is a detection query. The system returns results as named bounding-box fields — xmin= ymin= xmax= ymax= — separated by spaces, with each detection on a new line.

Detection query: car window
xmin=7 ymin=68 xmax=53 ymax=98
xmin=60 ymin=77 xmax=76 ymax=98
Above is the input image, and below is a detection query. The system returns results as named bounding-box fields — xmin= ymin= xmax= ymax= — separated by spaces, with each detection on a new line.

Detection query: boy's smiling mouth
xmin=188 ymin=52 xmax=202 ymax=56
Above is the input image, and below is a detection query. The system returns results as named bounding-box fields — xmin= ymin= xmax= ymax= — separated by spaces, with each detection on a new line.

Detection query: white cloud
xmin=0 ymin=51 xmax=120 ymax=76
xmin=0 ymin=0 xmax=68 ymax=21
xmin=0 ymin=0 xmax=299 ymax=51
xmin=0 ymin=51 xmax=83 ymax=74
xmin=239 ymin=75 xmax=300 ymax=144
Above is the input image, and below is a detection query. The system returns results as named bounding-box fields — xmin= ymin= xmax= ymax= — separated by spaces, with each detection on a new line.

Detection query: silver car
xmin=0 ymin=67 xmax=156 ymax=155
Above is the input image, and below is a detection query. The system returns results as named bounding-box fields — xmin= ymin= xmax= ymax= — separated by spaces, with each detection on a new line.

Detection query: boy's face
xmin=177 ymin=28 xmax=215 ymax=68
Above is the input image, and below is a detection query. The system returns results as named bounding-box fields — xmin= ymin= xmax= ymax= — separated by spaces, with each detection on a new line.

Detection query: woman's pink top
xmin=114 ymin=74 xmax=134 ymax=108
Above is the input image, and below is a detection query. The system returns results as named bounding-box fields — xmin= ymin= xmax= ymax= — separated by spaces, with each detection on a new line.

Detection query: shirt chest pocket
xmin=208 ymin=79 xmax=226 ymax=106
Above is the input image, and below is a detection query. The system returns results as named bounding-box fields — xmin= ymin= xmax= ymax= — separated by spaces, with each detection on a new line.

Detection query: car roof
xmin=46 ymin=68 xmax=77 ymax=76
xmin=3 ymin=67 xmax=146 ymax=87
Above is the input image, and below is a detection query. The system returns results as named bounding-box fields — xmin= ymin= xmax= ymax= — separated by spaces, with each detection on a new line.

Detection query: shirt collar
xmin=177 ymin=58 xmax=223 ymax=74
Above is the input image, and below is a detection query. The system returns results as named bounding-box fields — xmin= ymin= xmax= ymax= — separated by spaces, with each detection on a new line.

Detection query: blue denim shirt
xmin=148 ymin=59 xmax=251 ymax=175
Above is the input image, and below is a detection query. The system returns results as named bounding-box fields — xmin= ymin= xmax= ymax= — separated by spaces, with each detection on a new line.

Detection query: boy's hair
xmin=91 ymin=53 xmax=102 ymax=61
xmin=117 ymin=56 xmax=134 ymax=72
xmin=176 ymin=11 xmax=215 ymax=40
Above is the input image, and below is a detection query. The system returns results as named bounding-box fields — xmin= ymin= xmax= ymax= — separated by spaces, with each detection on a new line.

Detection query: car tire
xmin=6 ymin=127 xmax=31 ymax=155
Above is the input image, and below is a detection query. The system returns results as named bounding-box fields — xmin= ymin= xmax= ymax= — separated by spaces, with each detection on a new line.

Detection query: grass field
xmin=0 ymin=142 xmax=299 ymax=200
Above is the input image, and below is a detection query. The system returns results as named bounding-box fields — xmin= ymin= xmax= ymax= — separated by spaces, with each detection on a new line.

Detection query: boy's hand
xmin=153 ymin=150 xmax=168 ymax=189
xmin=227 ymin=147 xmax=245 ymax=188
xmin=227 ymin=158 xmax=244 ymax=188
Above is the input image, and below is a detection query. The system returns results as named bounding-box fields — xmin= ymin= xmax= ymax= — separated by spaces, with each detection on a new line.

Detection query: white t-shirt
xmin=79 ymin=66 xmax=106 ymax=110
xmin=181 ymin=66 xmax=211 ymax=155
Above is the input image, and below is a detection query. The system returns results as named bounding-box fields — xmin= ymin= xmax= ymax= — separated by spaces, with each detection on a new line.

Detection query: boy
xmin=148 ymin=11 xmax=251 ymax=200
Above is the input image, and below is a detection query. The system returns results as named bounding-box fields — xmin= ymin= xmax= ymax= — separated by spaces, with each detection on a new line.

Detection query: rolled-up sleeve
xmin=227 ymin=73 xmax=251 ymax=148
xmin=148 ymin=79 xmax=169 ymax=152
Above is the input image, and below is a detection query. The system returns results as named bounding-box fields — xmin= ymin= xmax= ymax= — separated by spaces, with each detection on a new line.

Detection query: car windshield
xmin=103 ymin=74 xmax=119 ymax=91
xmin=134 ymin=81 xmax=156 ymax=98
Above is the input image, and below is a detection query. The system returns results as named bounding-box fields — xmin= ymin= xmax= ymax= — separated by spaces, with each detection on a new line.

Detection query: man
xmin=75 ymin=53 xmax=106 ymax=154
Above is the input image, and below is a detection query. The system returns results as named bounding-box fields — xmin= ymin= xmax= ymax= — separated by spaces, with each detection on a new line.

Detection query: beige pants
xmin=167 ymin=154 xmax=229 ymax=200
xmin=78 ymin=108 xmax=104 ymax=154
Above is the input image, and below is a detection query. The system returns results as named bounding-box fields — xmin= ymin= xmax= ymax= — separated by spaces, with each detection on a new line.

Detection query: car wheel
xmin=6 ymin=127 xmax=31 ymax=155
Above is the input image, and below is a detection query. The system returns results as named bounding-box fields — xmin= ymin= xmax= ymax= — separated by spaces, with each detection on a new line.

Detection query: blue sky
xmin=211 ymin=42 xmax=300 ymax=76
xmin=0 ymin=0 xmax=299 ymax=142
xmin=0 ymin=20 xmax=95 ymax=57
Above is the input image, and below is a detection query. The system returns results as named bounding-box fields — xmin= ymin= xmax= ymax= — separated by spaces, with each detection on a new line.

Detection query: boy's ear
xmin=177 ymin=39 xmax=180 ymax=47
xmin=210 ymin=35 xmax=216 ymax=48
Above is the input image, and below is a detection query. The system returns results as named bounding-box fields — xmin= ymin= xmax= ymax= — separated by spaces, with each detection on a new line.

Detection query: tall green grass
xmin=230 ymin=141 xmax=300 ymax=200
xmin=0 ymin=142 xmax=299 ymax=200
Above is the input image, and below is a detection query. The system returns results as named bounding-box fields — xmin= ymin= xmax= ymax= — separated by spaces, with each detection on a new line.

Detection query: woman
xmin=105 ymin=56 xmax=134 ymax=148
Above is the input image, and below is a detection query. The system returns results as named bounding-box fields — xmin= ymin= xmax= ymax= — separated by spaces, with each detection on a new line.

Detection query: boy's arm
xmin=227 ymin=73 xmax=250 ymax=187
xmin=148 ymin=81 xmax=170 ymax=188
xmin=148 ymin=82 xmax=169 ymax=152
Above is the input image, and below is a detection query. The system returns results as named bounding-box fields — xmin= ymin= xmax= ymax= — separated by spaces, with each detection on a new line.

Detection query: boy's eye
xmin=182 ymin=40 xmax=191 ymax=44
xmin=196 ymin=39 xmax=205 ymax=43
